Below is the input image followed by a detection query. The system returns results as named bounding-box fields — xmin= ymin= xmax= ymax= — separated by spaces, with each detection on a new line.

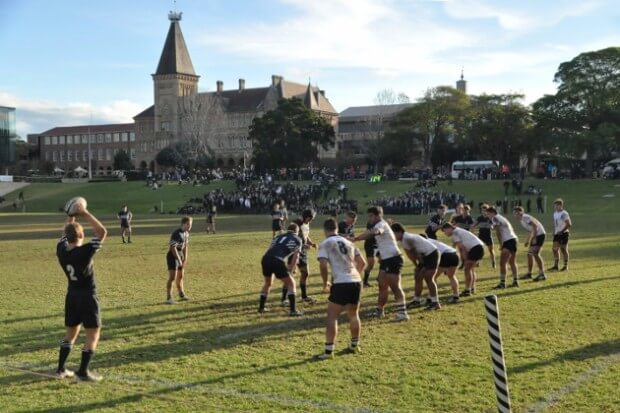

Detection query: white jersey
xmin=428 ymin=239 xmax=457 ymax=254
xmin=553 ymin=210 xmax=571 ymax=234
xmin=520 ymin=214 xmax=545 ymax=236
xmin=401 ymin=232 xmax=437 ymax=256
xmin=317 ymin=235 xmax=362 ymax=284
xmin=370 ymin=219 xmax=401 ymax=259
xmin=451 ymin=227 xmax=484 ymax=250
xmin=491 ymin=214 xmax=518 ymax=243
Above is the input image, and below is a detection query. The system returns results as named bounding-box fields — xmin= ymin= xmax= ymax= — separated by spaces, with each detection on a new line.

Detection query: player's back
xmin=265 ymin=233 xmax=302 ymax=261
xmin=318 ymin=236 xmax=361 ymax=284
xmin=56 ymin=238 xmax=102 ymax=293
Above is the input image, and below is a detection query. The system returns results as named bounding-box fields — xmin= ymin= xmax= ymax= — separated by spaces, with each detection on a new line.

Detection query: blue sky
xmin=1 ymin=0 xmax=618 ymax=138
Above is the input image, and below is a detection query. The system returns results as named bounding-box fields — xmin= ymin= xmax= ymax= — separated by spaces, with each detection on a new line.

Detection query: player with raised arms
xmin=166 ymin=216 xmax=192 ymax=304
xmin=390 ymin=223 xmax=441 ymax=310
xmin=513 ymin=206 xmax=547 ymax=281
xmin=315 ymin=218 xmax=367 ymax=360
xmin=354 ymin=206 xmax=409 ymax=321
xmin=55 ymin=197 xmax=107 ymax=381
xmin=259 ymin=223 xmax=304 ymax=316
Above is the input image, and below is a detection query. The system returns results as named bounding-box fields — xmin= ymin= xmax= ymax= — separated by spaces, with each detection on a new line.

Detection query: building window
xmin=83 ymin=150 xmax=88 ymax=161
xmin=67 ymin=135 xmax=73 ymax=144
xmin=59 ymin=136 xmax=65 ymax=145
xmin=106 ymin=148 xmax=112 ymax=161
xmin=121 ymin=132 xmax=128 ymax=142
xmin=129 ymin=132 xmax=135 ymax=141
xmin=44 ymin=136 xmax=50 ymax=145
xmin=67 ymin=150 xmax=72 ymax=161
xmin=75 ymin=150 xmax=80 ymax=162
xmin=53 ymin=151 xmax=57 ymax=162
xmin=113 ymin=133 xmax=120 ymax=142
xmin=90 ymin=149 xmax=95 ymax=160
xmin=97 ymin=134 xmax=104 ymax=143
xmin=74 ymin=135 xmax=80 ymax=144
xmin=90 ymin=135 xmax=96 ymax=144
xmin=97 ymin=148 xmax=104 ymax=161
xmin=160 ymin=122 xmax=170 ymax=132
xmin=105 ymin=133 xmax=112 ymax=143
xmin=82 ymin=135 xmax=88 ymax=144
xmin=60 ymin=151 xmax=65 ymax=162
xmin=130 ymin=148 xmax=136 ymax=159
xmin=45 ymin=151 xmax=50 ymax=161
xmin=52 ymin=136 xmax=58 ymax=145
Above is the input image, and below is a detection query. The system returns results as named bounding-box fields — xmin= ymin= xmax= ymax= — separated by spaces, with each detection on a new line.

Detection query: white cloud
xmin=442 ymin=0 xmax=604 ymax=32
xmin=199 ymin=0 xmax=477 ymax=77
xmin=0 ymin=92 xmax=143 ymax=138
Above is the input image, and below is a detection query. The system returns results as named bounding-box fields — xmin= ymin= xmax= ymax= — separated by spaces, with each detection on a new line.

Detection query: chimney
xmin=239 ymin=78 xmax=245 ymax=92
xmin=216 ymin=80 xmax=224 ymax=93
xmin=271 ymin=75 xmax=283 ymax=86
xmin=320 ymin=90 xmax=326 ymax=97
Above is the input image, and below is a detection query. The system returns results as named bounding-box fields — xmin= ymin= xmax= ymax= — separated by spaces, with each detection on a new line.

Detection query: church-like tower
xmin=456 ymin=68 xmax=467 ymax=94
xmin=152 ymin=11 xmax=199 ymax=135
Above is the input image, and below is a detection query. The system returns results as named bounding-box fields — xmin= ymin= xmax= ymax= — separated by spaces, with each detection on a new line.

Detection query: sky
xmin=0 ymin=0 xmax=618 ymax=139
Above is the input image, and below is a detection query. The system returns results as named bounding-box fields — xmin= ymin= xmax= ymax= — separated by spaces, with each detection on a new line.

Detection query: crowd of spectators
xmin=368 ymin=189 xmax=467 ymax=215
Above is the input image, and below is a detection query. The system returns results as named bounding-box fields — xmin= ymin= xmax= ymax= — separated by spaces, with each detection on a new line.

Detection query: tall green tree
xmin=462 ymin=94 xmax=534 ymax=166
xmin=532 ymin=47 xmax=620 ymax=174
xmin=113 ymin=149 xmax=133 ymax=171
xmin=250 ymin=98 xmax=335 ymax=170
xmin=386 ymin=86 xmax=469 ymax=167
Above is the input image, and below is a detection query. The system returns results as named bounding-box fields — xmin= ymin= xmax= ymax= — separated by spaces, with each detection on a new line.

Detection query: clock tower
xmin=152 ymin=11 xmax=199 ymax=136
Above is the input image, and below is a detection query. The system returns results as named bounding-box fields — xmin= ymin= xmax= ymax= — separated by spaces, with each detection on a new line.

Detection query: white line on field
xmin=526 ymin=353 xmax=620 ymax=413
xmin=0 ymin=361 xmax=382 ymax=413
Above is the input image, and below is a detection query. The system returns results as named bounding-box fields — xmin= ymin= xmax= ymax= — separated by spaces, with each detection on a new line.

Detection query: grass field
xmin=0 ymin=180 xmax=619 ymax=412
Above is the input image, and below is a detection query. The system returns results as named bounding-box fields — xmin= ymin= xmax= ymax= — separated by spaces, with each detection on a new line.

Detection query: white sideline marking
xmin=526 ymin=353 xmax=620 ymax=413
xmin=1 ymin=361 xmax=380 ymax=413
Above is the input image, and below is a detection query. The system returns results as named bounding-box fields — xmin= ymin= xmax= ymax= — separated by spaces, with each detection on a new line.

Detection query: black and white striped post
xmin=484 ymin=294 xmax=512 ymax=413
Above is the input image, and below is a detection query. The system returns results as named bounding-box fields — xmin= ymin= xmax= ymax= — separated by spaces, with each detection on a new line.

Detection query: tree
xmin=386 ymin=86 xmax=470 ymax=168
xmin=156 ymin=144 xmax=184 ymax=168
xmin=532 ymin=47 xmax=620 ymax=174
xmin=250 ymin=98 xmax=335 ymax=170
xmin=462 ymin=94 xmax=534 ymax=166
xmin=178 ymin=93 xmax=226 ymax=163
xmin=113 ymin=149 xmax=133 ymax=171
xmin=355 ymin=89 xmax=411 ymax=171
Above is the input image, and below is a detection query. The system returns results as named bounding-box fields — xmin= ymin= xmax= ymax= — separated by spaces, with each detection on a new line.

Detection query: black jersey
xmin=118 ymin=210 xmax=132 ymax=226
xmin=425 ymin=214 xmax=444 ymax=234
xmin=338 ymin=220 xmax=354 ymax=238
xmin=264 ymin=232 xmax=302 ymax=262
xmin=453 ymin=215 xmax=474 ymax=231
xmin=169 ymin=228 xmax=189 ymax=252
xmin=271 ymin=209 xmax=283 ymax=221
xmin=56 ymin=237 xmax=102 ymax=293
xmin=475 ymin=215 xmax=493 ymax=234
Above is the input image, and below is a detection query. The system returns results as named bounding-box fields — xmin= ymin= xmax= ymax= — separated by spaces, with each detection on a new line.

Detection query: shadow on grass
xmin=28 ymin=358 xmax=315 ymax=413
xmin=510 ymin=338 xmax=620 ymax=374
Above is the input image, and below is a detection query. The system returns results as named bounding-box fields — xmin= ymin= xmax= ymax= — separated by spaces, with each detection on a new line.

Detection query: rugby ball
xmin=64 ymin=197 xmax=87 ymax=216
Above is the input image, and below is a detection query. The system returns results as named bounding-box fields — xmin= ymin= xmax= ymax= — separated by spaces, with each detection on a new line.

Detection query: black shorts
xmin=467 ymin=245 xmax=485 ymax=261
xmin=439 ymin=252 xmax=459 ymax=268
xmin=297 ymin=252 xmax=308 ymax=268
xmin=502 ymin=239 xmax=518 ymax=253
xmin=531 ymin=234 xmax=546 ymax=247
xmin=272 ymin=220 xmax=283 ymax=231
xmin=553 ymin=232 xmax=569 ymax=245
xmin=65 ymin=292 xmax=101 ymax=328
xmin=166 ymin=252 xmax=184 ymax=271
xmin=120 ymin=221 xmax=130 ymax=229
xmin=421 ymin=250 xmax=439 ymax=270
xmin=329 ymin=282 xmax=362 ymax=306
xmin=425 ymin=227 xmax=437 ymax=240
xmin=261 ymin=256 xmax=290 ymax=279
xmin=479 ymin=231 xmax=493 ymax=246
xmin=379 ymin=255 xmax=403 ymax=274
xmin=207 ymin=216 xmax=214 ymax=224
xmin=364 ymin=239 xmax=378 ymax=257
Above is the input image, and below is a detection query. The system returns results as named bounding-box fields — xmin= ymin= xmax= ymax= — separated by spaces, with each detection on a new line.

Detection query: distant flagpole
xmin=88 ymin=112 xmax=92 ymax=180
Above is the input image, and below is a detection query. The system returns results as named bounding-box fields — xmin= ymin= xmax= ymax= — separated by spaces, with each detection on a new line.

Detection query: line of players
xmin=53 ymin=197 xmax=572 ymax=380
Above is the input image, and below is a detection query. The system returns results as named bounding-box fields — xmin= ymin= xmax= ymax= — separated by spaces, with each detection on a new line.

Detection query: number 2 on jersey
xmin=66 ymin=264 xmax=78 ymax=281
